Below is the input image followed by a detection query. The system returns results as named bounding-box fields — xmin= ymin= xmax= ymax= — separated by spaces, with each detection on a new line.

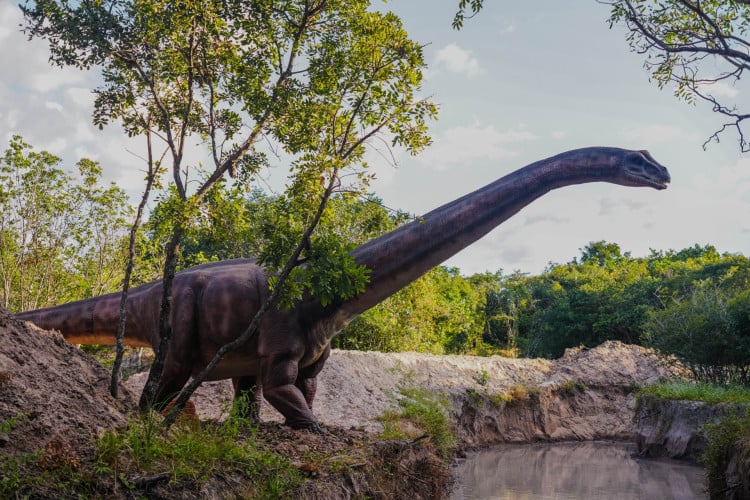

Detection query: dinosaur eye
xmin=630 ymin=154 xmax=646 ymax=168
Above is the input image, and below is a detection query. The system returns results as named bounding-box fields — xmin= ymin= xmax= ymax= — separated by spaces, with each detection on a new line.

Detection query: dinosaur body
xmin=15 ymin=147 xmax=670 ymax=429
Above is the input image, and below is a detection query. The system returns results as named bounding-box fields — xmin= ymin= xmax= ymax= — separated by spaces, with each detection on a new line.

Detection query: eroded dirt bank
xmin=634 ymin=395 xmax=750 ymax=499
xmin=2 ymin=304 xmax=682 ymax=498
xmin=635 ymin=395 xmax=747 ymax=461
xmin=126 ymin=341 xmax=680 ymax=449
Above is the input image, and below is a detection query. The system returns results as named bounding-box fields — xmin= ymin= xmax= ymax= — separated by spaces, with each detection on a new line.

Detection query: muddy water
xmin=451 ymin=441 xmax=707 ymax=500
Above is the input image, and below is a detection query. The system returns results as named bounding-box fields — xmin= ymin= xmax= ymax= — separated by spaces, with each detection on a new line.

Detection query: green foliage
xmin=515 ymin=241 xmax=750 ymax=359
xmin=644 ymin=283 xmax=750 ymax=385
xmin=453 ymin=0 xmax=484 ymax=30
xmin=22 ymin=0 xmax=436 ymax=313
xmin=639 ymin=381 xmax=750 ymax=405
xmin=0 ymin=136 xmax=131 ymax=311
xmin=336 ymin=267 xmax=509 ymax=355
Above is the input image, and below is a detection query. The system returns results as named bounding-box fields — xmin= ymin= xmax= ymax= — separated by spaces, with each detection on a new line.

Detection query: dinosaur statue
xmin=15 ymin=147 xmax=670 ymax=430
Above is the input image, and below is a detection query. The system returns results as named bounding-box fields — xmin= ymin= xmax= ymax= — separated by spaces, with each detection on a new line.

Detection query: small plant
xmin=0 ymin=412 xmax=27 ymax=433
xmin=92 ymin=405 xmax=302 ymax=494
xmin=472 ymin=370 xmax=490 ymax=386
xmin=504 ymin=384 xmax=539 ymax=406
xmin=488 ymin=392 xmax=513 ymax=407
xmin=558 ymin=380 xmax=586 ymax=396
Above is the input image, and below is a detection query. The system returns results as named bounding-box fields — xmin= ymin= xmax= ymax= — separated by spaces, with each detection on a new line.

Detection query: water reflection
xmin=451 ymin=441 xmax=707 ymax=500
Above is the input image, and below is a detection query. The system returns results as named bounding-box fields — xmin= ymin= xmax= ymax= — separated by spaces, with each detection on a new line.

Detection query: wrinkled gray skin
xmin=15 ymin=147 xmax=670 ymax=430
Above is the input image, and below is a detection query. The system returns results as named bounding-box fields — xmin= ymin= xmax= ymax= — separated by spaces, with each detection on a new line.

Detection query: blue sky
xmin=1 ymin=0 xmax=749 ymax=275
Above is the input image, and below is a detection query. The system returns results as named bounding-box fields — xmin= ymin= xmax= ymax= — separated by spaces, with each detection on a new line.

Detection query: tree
xmin=0 ymin=136 xmax=131 ymax=312
xmin=643 ymin=282 xmax=750 ymax=385
xmin=22 ymin=0 xmax=435 ymax=418
xmin=605 ymin=0 xmax=750 ymax=150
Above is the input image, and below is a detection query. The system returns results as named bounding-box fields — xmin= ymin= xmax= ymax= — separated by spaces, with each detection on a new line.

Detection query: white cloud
xmin=699 ymin=80 xmax=740 ymax=99
xmin=44 ymin=100 xmax=64 ymax=112
xmin=419 ymin=122 xmax=536 ymax=170
xmin=551 ymin=130 xmax=567 ymax=140
xmin=435 ymin=43 xmax=482 ymax=78
xmin=621 ymin=124 xmax=682 ymax=146
xmin=525 ymin=213 xmax=569 ymax=225
xmin=0 ymin=1 xmax=88 ymax=95
xmin=598 ymin=197 xmax=646 ymax=216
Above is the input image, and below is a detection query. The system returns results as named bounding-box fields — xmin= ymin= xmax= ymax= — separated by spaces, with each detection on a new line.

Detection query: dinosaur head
xmin=617 ymin=150 xmax=671 ymax=190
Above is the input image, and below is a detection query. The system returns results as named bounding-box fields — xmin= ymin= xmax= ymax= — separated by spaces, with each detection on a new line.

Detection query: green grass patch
xmin=378 ymin=387 xmax=454 ymax=455
xmin=1 ymin=399 xmax=303 ymax=498
xmin=96 ymin=405 xmax=302 ymax=494
xmin=639 ymin=381 xmax=750 ymax=405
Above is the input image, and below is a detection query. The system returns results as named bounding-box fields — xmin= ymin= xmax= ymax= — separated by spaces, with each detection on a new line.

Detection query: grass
xmin=378 ymin=387 xmax=455 ymax=455
xmin=639 ymin=380 xmax=750 ymax=405
xmin=95 ymin=399 xmax=302 ymax=492
xmin=1 ymin=398 xmax=303 ymax=498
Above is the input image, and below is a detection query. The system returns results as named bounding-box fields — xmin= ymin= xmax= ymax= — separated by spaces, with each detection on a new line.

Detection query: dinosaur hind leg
xmin=150 ymin=367 xmax=192 ymax=411
xmin=232 ymin=376 xmax=262 ymax=421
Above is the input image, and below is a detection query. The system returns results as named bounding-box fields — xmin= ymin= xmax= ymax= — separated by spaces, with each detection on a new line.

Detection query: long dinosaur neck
xmin=338 ymin=147 xmax=621 ymax=318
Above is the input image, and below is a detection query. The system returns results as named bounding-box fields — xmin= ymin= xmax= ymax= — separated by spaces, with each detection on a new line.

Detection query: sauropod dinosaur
xmin=15 ymin=147 xmax=670 ymax=430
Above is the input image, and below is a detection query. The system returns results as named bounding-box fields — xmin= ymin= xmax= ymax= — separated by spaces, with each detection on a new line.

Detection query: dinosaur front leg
xmin=295 ymin=344 xmax=331 ymax=410
xmin=231 ymin=376 xmax=262 ymax=421
xmin=261 ymin=358 xmax=321 ymax=431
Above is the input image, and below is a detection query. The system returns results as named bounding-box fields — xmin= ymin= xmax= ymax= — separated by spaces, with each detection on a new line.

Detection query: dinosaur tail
xmin=14 ymin=294 xmax=152 ymax=347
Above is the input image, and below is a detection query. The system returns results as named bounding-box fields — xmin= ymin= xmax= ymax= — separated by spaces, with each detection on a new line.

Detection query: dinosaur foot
xmin=307 ymin=423 xmax=328 ymax=435
xmin=286 ymin=420 xmax=328 ymax=434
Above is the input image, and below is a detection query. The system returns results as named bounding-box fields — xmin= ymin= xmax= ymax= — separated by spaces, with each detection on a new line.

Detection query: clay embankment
xmin=126 ymin=340 xmax=681 ymax=448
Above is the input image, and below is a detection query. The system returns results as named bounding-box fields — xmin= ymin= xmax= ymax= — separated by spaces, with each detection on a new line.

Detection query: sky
xmin=1 ymin=0 xmax=749 ymax=276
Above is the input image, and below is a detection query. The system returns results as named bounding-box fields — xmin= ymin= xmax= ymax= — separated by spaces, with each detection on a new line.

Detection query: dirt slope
xmin=0 ymin=307 xmax=137 ymax=458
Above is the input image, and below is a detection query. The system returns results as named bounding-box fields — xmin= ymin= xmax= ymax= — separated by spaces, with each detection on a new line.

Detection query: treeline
xmin=3 ymin=139 xmax=750 ymax=384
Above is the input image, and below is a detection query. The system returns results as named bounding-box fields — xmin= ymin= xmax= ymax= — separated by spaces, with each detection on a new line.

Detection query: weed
xmin=504 ymin=384 xmax=539 ymax=406
xmin=0 ymin=412 xmax=26 ymax=434
xmin=488 ymin=392 xmax=513 ymax=407
xmin=472 ymin=370 xmax=490 ymax=387
xmin=558 ymin=380 xmax=586 ymax=396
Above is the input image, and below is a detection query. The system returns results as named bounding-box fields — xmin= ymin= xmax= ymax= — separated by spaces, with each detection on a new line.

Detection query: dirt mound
xmin=0 ymin=307 xmax=136 ymax=457
xmin=549 ymin=340 xmax=679 ymax=387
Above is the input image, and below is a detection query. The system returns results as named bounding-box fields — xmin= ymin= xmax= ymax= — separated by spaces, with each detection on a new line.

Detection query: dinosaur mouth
xmin=647 ymin=176 xmax=670 ymax=190
xmin=624 ymin=171 xmax=670 ymax=190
